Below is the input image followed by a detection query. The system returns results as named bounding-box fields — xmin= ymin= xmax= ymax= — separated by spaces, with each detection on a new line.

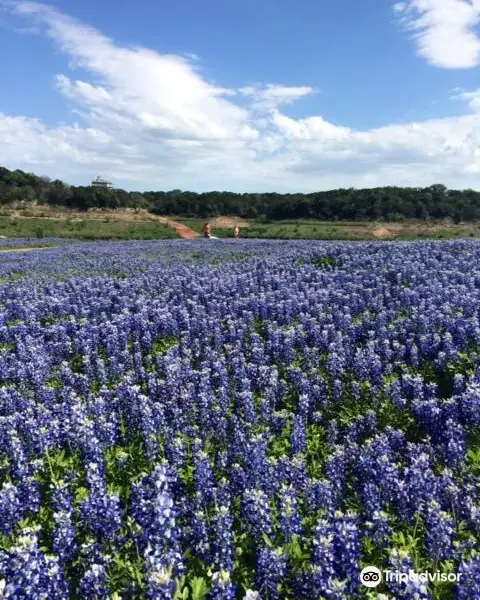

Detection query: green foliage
xmin=284 ymin=535 xmax=310 ymax=566
xmin=3 ymin=165 xmax=480 ymax=227
xmin=0 ymin=341 xmax=15 ymax=352
xmin=174 ymin=577 xmax=191 ymax=600
xmin=6 ymin=318 xmax=24 ymax=327
xmin=296 ymin=255 xmax=337 ymax=268
xmin=0 ymin=216 xmax=178 ymax=240
xmin=310 ymin=255 xmax=337 ymax=268
xmin=71 ymin=354 xmax=84 ymax=374
xmin=190 ymin=576 xmax=210 ymax=600
xmin=466 ymin=445 xmax=480 ymax=477
xmin=0 ymin=272 xmax=24 ymax=284
xmin=151 ymin=335 xmax=178 ymax=357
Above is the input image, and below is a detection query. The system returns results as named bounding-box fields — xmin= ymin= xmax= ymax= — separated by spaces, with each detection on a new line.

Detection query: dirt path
xmin=4 ymin=209 xmax=206 ymax=239
xmin=0 ymin=213 xmax=200 ymax=243
xmin=0 ymin=246 xmax=58 ymax=253
xmin=165 ymin=219 xmax=200 ymax=239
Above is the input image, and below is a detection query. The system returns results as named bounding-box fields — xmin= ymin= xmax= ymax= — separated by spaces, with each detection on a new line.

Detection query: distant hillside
xmin=1 ymin=165 xmax=480 ymax=222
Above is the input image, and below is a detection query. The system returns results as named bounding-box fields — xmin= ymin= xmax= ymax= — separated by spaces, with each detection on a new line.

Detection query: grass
xmin=176 ymin=219 xmax=381 ymax=240
xmin=171 ymin=218 xmax=231 ymax=238
xmin=241 ymin=221 xmax=363 ymax=240
xmin=1 ymin=208 xmax=480 ymax=241
xmin=176 ymin=218 xmax=480 ymax=241
xmin=0 ymin=243 xmax=59 ymax=252
xmin=0 ymin=217 xmax=178 ymax=240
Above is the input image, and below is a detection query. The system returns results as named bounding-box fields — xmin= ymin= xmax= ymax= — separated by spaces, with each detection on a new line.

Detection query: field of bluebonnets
xmin=0 ymin=238 xmax=479 ymax=600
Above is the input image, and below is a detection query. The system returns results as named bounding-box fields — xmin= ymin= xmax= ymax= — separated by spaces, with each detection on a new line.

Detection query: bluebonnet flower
xmin=80 ymin=462 xmax=122 ymax=543
xmin=403 ymin=448 xmax=438 ymax=519
xmin=360 ymin=482 xmax=382 ymax=518
xmin=324 ymin=446 xmax=348 ymax=500
xmin=215 ymin=451 xmax=229 ymax=477
xmin=213 ymin=502 xmax=234 ymax=571
xmin=291 ymin=567 xmax=318 ymax=600
xmin=194 ymin=446 xmax=216 ymax=505
xmin=327 ymin=349 xmax=345 ymax=380
xmin=4 ymin=428 xmax=29 ymax=481
xmin=331 ymin=511 xmax=361 ymax=593
xmin=4 ymin=237 xmax=480 ymax=597
xmin=131 ymin=464 xmax=176 ymax=542
xmin=412 ymin=398 xmax=443 ymax=441
xmin=229 ymin=462 xmax=246 ymax=498
xmin=17 ymin=475 xmax=41 ymax=520
xmin=145 ymin=560 xmax=176 ymax=600
xmin=444 ymin=418 xmax=467 ymax=469
xmin=279 ymin=484 xmax=303 ymax=541
xmin=0 ymin=527 xmax=69 ymax=599
xmin=386 ymin=549 xmax=431 ymax=599
xmin=364 ymin=510 xmax=392 ymax=549
xmin=459 ymin=382 xmax=480 ymax=427
xmin=324 ymin=578 xmax=350 ymax=600
xmin=289 ymin=455 xmax=309 ymax=491
xmin=210 ymin=570 xmax=236 ymax=600
xmin=425 ymin=500 xmax=455 ymax=562
xmin=326 ymin=420 xmax=339 ymax=445
xmin=51 ymin=481 xmax=77 ymax=563
xmin=242 ymin=489 xmax=274 ymax=540
xmin=246 ymin=434 xmax=270 ymax=490
xmin=305 ymin=479 xmax=335 ymax=513
xmin=312 ymin=519 xmax=336 ymax=594
xmin=189 ymin=504 xmax=211 ymax=563
xmin=255 ymin=547 xmax=286 ymax=600
xmin=385 ymin=427 xmax=406 ymax=453
xmin=290 ymin=414 xmax=307 ymax=456
xmin=242 ymin=590 xmax=261 ymax=600
xmin=456 ymin=558 xmax=480 ymax=599
xmin=332 ymin=378 xmax=343 ymax=403
xmin=453 ymin=373 xmax=465 ymax=395
xmin=78 ymin=563 xmax=110 ymax=599
xmin=0 ymin=482 xmax=21 ymax=536
xmin=401 ymin=374 xmax=425 ymax=401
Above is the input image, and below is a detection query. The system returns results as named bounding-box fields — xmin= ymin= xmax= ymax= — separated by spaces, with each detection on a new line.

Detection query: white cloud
xmin=393 ymin=2 xmax=408 ymax=13
xmin=239 ymin=84 xmax=315 ymax=110
xmin=270 ymin=111 xmax=351 ymax=142
xmin=393 ymin=0 xmax=480 ymax=68
xmin=1 ymin=1 xmax=480 ymax=191
xmin=7 ymin=1 xmax=257 ymax=143
xmin=451 ymin=86 xmax=480 ymax=112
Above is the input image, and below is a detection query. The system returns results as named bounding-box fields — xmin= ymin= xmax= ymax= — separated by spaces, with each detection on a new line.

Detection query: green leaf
xmin=173 ymin=576 xmax=189 ymax=600
xmin=262 ymin=532 xmax=274 ymax=548
xmin=74 ymin=486 xmax=89 ymax=503
xmin=191 ymin=576 xmax=209 ymax=600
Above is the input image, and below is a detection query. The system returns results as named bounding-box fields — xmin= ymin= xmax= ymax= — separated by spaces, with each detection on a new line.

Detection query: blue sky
xmin=1 ymin=0 xmax=480 ymax=192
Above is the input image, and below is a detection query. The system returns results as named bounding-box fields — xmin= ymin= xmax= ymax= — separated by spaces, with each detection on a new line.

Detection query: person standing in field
xmin=233 ymin=225 xmax=240 ymax=238
xmin=203 ymin=222 xmax=212 ymax=238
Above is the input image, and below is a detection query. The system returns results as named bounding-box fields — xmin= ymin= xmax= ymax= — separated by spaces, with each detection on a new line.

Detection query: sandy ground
xmin=211 ymin=216 xmax=249 ymax=228
xmin=3 ymin=208 xmax=203 ymax=239
xmin=165 ymin=220 xmax=200 ymax=239
xmin=373 ymin=227 xmax=400 ymax=239
xmin=0 ymin=246 xmax=57 ymax=253
xmin=2 ymin=207 xmax=203 ymax=239
xmin=8 ymin=207 xmax=165 ymax=222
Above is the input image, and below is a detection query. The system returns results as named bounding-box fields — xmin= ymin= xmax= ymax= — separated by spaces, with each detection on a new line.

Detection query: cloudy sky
xmin=1 ymin=0 xmax=480 ymax=192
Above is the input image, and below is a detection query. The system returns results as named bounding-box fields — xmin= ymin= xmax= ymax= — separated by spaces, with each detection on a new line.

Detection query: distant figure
xmin=233 ymin=225 xmax=240 ymax=238
xmin=203 ymin=222 xmax=212 ymax=238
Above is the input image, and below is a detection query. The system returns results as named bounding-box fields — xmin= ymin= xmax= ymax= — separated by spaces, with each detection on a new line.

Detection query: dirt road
xmin=165 ymin=220 xmax=200 ymax=239
xmin=0 ymin=246 xmax=57 ymax=253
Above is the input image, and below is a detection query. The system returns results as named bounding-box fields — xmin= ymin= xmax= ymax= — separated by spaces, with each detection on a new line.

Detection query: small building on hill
xmin=91 ymin=175 xmax=113 ymax=189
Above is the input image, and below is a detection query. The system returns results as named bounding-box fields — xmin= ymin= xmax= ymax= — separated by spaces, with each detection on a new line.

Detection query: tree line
xmin=1 ymin=166 xmax=480 ymax=222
